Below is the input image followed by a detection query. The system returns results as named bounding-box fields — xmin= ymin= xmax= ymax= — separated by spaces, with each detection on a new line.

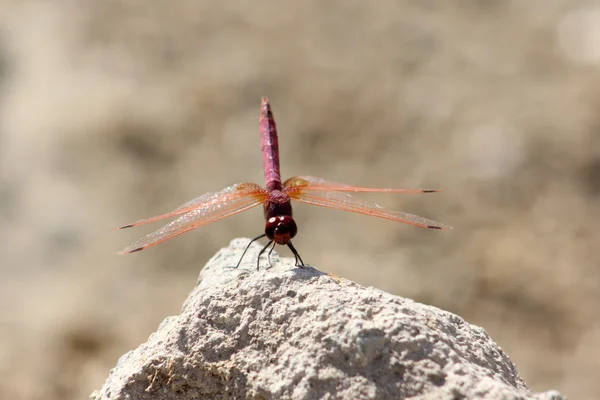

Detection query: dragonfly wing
xmin=117 ymin=187 xmax=267 ymax=254
xmin=114 ymin=183 xmax=265 ymax=229
xmin=288 ymin=190 xmax=451 ymax=229
xmin=283 ymin=176 xmax=440 ymax=193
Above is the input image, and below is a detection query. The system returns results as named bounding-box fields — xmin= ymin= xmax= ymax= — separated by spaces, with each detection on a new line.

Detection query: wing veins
xmin=117 ymin=196 xmax=265 ymax=254
xmin=289 ymin=191 xmax=451 ymax=229
xmin=284 ymin=176 xmax=440 ymax=194
xmin=114 ymin=183 xmax=266 ymax=229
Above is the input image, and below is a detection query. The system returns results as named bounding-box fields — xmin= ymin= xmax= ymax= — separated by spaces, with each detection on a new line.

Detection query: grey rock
xmin=91 ymin=239 xmax=566 ymax=400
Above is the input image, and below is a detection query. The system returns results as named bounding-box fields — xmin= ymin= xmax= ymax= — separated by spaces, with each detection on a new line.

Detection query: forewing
xmin=288 ymin=190 xmax=451 ymax=229
xmin=283 ymin=176 xmax=441 ymax=194
xmin=117 ymin=184 xmax=267 ymax=254
xmin=114 ymin=183 xmax=265 ymax=229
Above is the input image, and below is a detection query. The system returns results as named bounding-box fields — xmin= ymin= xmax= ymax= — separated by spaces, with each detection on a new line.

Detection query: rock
xmin=91 ymin=238 xmax=566 ymax=400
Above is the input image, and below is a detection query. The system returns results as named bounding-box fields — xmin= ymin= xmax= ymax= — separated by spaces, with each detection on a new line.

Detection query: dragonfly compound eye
xmin=265 ymin=216 xmax=298 ymax=244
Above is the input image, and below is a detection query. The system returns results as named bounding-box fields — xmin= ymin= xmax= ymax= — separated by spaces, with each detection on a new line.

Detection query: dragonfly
xmin=115 ymin=97 xmax=451 ymax=270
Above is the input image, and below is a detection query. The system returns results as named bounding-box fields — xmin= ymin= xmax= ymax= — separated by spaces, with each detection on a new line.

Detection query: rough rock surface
xmin=91 ymin=239 xmax=566 ymax=400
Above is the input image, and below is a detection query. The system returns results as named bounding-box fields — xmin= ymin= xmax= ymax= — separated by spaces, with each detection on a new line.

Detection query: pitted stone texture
xmin=91 ymin=239 xmax=565 ymax=400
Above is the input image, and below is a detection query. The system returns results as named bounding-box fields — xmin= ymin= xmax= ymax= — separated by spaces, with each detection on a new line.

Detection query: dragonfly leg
xmin=256 ymin=240 xmax=273 ymax=271
xmin=232 ymin=234 xmax=266 ymax=269
xmin=287 ymin=242 xmax=305 ymax=268
xmin=267 ymin=241 xmax=277 ymax=269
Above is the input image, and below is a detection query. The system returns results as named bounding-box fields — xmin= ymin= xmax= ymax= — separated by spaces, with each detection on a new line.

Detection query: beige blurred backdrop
xmin=1 ymin=1 xmax=599 ymax=399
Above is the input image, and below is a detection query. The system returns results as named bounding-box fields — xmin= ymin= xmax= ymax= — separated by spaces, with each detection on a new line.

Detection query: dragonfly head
xmin=265 ymin=215 xmax=297 ymax=245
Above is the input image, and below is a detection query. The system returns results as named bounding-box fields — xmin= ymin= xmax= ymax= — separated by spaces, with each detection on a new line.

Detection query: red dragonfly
xmin=115 ymin=97 xmax=451 ymax=269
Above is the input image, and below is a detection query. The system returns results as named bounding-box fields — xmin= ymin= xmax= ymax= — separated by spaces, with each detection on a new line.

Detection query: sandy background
xmin=1 ymin=1 xmax=599 ymax=399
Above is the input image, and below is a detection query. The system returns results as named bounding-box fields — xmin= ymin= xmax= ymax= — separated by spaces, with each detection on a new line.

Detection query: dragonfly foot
xmin=256 ymin=240 xmax=274 ymax=271
xmin=266 ymin=241 xmax=277 ymax=269
xmin=287 ymin=242 xmax=305 ymax=268
xmin=228 ymin=234 xmax=267 ymax=270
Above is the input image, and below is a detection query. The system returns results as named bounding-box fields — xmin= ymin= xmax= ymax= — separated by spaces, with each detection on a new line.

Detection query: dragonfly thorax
xmin=265 ymin=215 xmax=297 ymax=245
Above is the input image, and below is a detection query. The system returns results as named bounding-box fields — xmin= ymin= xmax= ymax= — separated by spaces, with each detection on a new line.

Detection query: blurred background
xmin=1 ymin=1 xmax=599 ymax=399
